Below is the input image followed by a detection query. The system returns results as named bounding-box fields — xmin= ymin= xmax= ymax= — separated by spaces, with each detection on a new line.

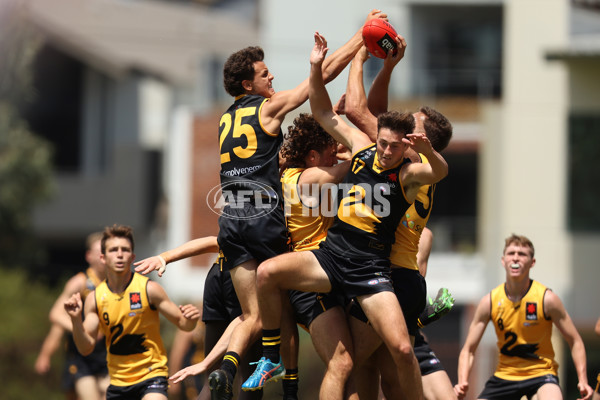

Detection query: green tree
xmin=0 ymin=2 xmax=55 ymax=269
xmin=0 ymin=267 xmax=66 ymax=400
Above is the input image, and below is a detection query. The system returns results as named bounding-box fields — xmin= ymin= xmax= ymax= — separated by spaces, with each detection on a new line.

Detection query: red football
xmin=362 ymin=19 xmax=398 ymax=59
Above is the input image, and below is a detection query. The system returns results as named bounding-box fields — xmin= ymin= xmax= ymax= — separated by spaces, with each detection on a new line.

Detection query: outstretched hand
xmin=170 ymin=361 xmax=208 ymax=384
xmin=333 ymin=93 xmax=346 ymax=115
xmin=310 ymin=32 xmax=328 ymax=66
xmin=179 ymin=304 xmax=201 ymax=322
xmin=403 ymin=132 xmax=434 ymax=154
xmin=134 ymin=255 xmax=167 ymax=277
xmin=364 ymin=9 xmax=388 ymax=24
xmin=355 ymin=45 xmax=371 ymax=64
xmin=383 ymin=35 xmax=407 ymax=69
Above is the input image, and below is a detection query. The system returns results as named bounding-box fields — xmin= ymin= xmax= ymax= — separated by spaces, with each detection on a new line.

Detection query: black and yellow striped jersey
xmin=324 ymin=144 xmax=411 ymax=259
xmin=219 ymin=94 xmax=282 ymax=196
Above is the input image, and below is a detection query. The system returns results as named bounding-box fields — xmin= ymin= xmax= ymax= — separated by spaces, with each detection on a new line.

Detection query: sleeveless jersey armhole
xmin=258 ymin=98 xmax=279 ymax=137
xmin=542 ymin=288 xmax=551 ymax=321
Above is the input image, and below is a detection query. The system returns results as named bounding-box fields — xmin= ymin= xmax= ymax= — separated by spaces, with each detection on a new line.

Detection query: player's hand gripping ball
xmin=362 ymin=18 xmax=398 ymax=59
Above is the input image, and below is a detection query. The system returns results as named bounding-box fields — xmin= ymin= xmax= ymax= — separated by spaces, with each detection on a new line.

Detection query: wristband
xmin=157 ymin=255 xmax=167 ymax=275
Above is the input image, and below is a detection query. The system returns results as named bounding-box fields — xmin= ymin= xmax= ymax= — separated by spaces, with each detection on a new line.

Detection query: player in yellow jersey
xmin=134 ymin=237 xmax=263 ymax=400
xmin=455 ymin=234 xmax=592 ymax=400
xmin=36 ymin=232 xmax=109 ymax=400
xmin=64 ymin=224 xmax=201 ymax=400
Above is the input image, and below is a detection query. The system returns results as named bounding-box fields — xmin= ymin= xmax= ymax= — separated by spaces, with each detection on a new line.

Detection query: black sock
xmin=282 ymin=368 xmax=298 ymax=399
xmin=220 ymin=351 xmax=240 ymax=382
xmin=262 ymin=328 xmax=281 ymax=363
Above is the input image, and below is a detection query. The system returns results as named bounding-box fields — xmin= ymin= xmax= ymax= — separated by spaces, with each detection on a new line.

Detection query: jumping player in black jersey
xmin=243 ymin=32 xmax=448 ymax=400
xmin=341 ymin=42 xmax=455 ymax=400
xmin=209 ymin=10 xmax=389 ymax=400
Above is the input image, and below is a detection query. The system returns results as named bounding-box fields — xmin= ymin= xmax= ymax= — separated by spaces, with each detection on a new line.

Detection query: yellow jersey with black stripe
xmin=282 ymin=167 xmax=333 ymax=251
xmin=219 ymin=94 xmax=283 ymax=197
xmin=94 ymin=273 xmax=168 ymax=386
xmin=324 ymin=144 xmax=411 ymax=259
xmin=490 ymin=280 xmax=558 ymax=380
xmin=389 ymin=154 xmax=435 ymax=270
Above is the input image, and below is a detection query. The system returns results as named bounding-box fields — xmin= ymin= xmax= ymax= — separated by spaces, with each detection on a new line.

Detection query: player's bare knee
xmin=256 ymin=259 xmax=278 ymax=288
xmin=329 ymin=349 xmax=353 ymax=376
xmin=391 ymin=342 xmax=415 ymax=364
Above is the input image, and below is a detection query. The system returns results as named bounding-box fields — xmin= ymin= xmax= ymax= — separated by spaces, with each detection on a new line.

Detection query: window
xmin=568 ymin=114 xmax=600 ymax=231
xmin=21 ymin=44 xmax=84 ymax=172
xmin=410 ymin=5 xmax=503 ymax=98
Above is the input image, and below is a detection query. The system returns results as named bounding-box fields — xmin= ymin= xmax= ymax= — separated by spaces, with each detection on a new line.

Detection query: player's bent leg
xmin=535 ymin=382 xmax=563 ymax=400
xmin=421 ymin=371 xmax=457 ymax=400
xmin=376 ymin=344 xmax=405 ymax=400
xmin=344 ymin=315 xmax=384 ymax=400
xmin=228 ymin=260 xmax=262 ymax=355
xmin=309 ymin=306 xmax=354 ymax=400
xmin=348 ymin=352 xmax=380 ymax=400
xmin=357 ymin=291 xmax=424 ymax=400
xmin=96 ymin=374 xmax=109 ymax=400
xmin=141 ymin=392 xmax=167 ymax=400
xmin=280 ymin=294 xmax=299 ymax=400
xmin=199 ymin=321 xmax=229 ymax=400
xmin=210 ymin=260 xmax=261 ymax=400
xmin=75 ymin=375 xmax=102 ymax=400
xmin=243 ymin=252 xmax=332 ymax=392
xmin=256 ymin=251 xmax=332 ymax=330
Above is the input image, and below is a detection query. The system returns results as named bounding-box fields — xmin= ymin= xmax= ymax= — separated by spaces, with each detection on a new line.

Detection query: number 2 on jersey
xmin=219 ymin=107 xmax=258 ymax=164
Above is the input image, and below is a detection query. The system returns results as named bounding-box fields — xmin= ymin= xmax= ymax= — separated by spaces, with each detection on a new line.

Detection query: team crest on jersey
xmin=525 ymin=302 xmax=537 ymax=320
xmin=130 ymin=292 xmax=142 ymax=310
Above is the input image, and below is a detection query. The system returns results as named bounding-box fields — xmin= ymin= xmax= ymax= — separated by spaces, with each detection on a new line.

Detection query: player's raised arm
xmin=263 ymin=10 xmax=387 ymax=132
xmin=134 ymin=236 xmax=218 ymax=277
xmin=367 ymin=35 xmax=406 ymax=116
xmin=64 ymin=291 xmax=100 ymax=356
xmin=344 ymin=46 xmax=378 ymax=141
xmin=309 ymin=32 xmax=371 ymax=154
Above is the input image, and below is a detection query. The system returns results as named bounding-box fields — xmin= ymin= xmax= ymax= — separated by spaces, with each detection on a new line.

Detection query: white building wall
xmin=480 ymin=0 xmax=570 ymax=387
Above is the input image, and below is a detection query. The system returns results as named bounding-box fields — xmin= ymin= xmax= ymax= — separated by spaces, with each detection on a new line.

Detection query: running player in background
xmin=210 ymin=10 xmax=388 ymax=400
xmin=37 ymin=232 xmax=109 ymax=400
xmin=64 ymin=224 xmax=201 ymax=400
xmin=454 ymin=234 xmax=592 ymax=400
